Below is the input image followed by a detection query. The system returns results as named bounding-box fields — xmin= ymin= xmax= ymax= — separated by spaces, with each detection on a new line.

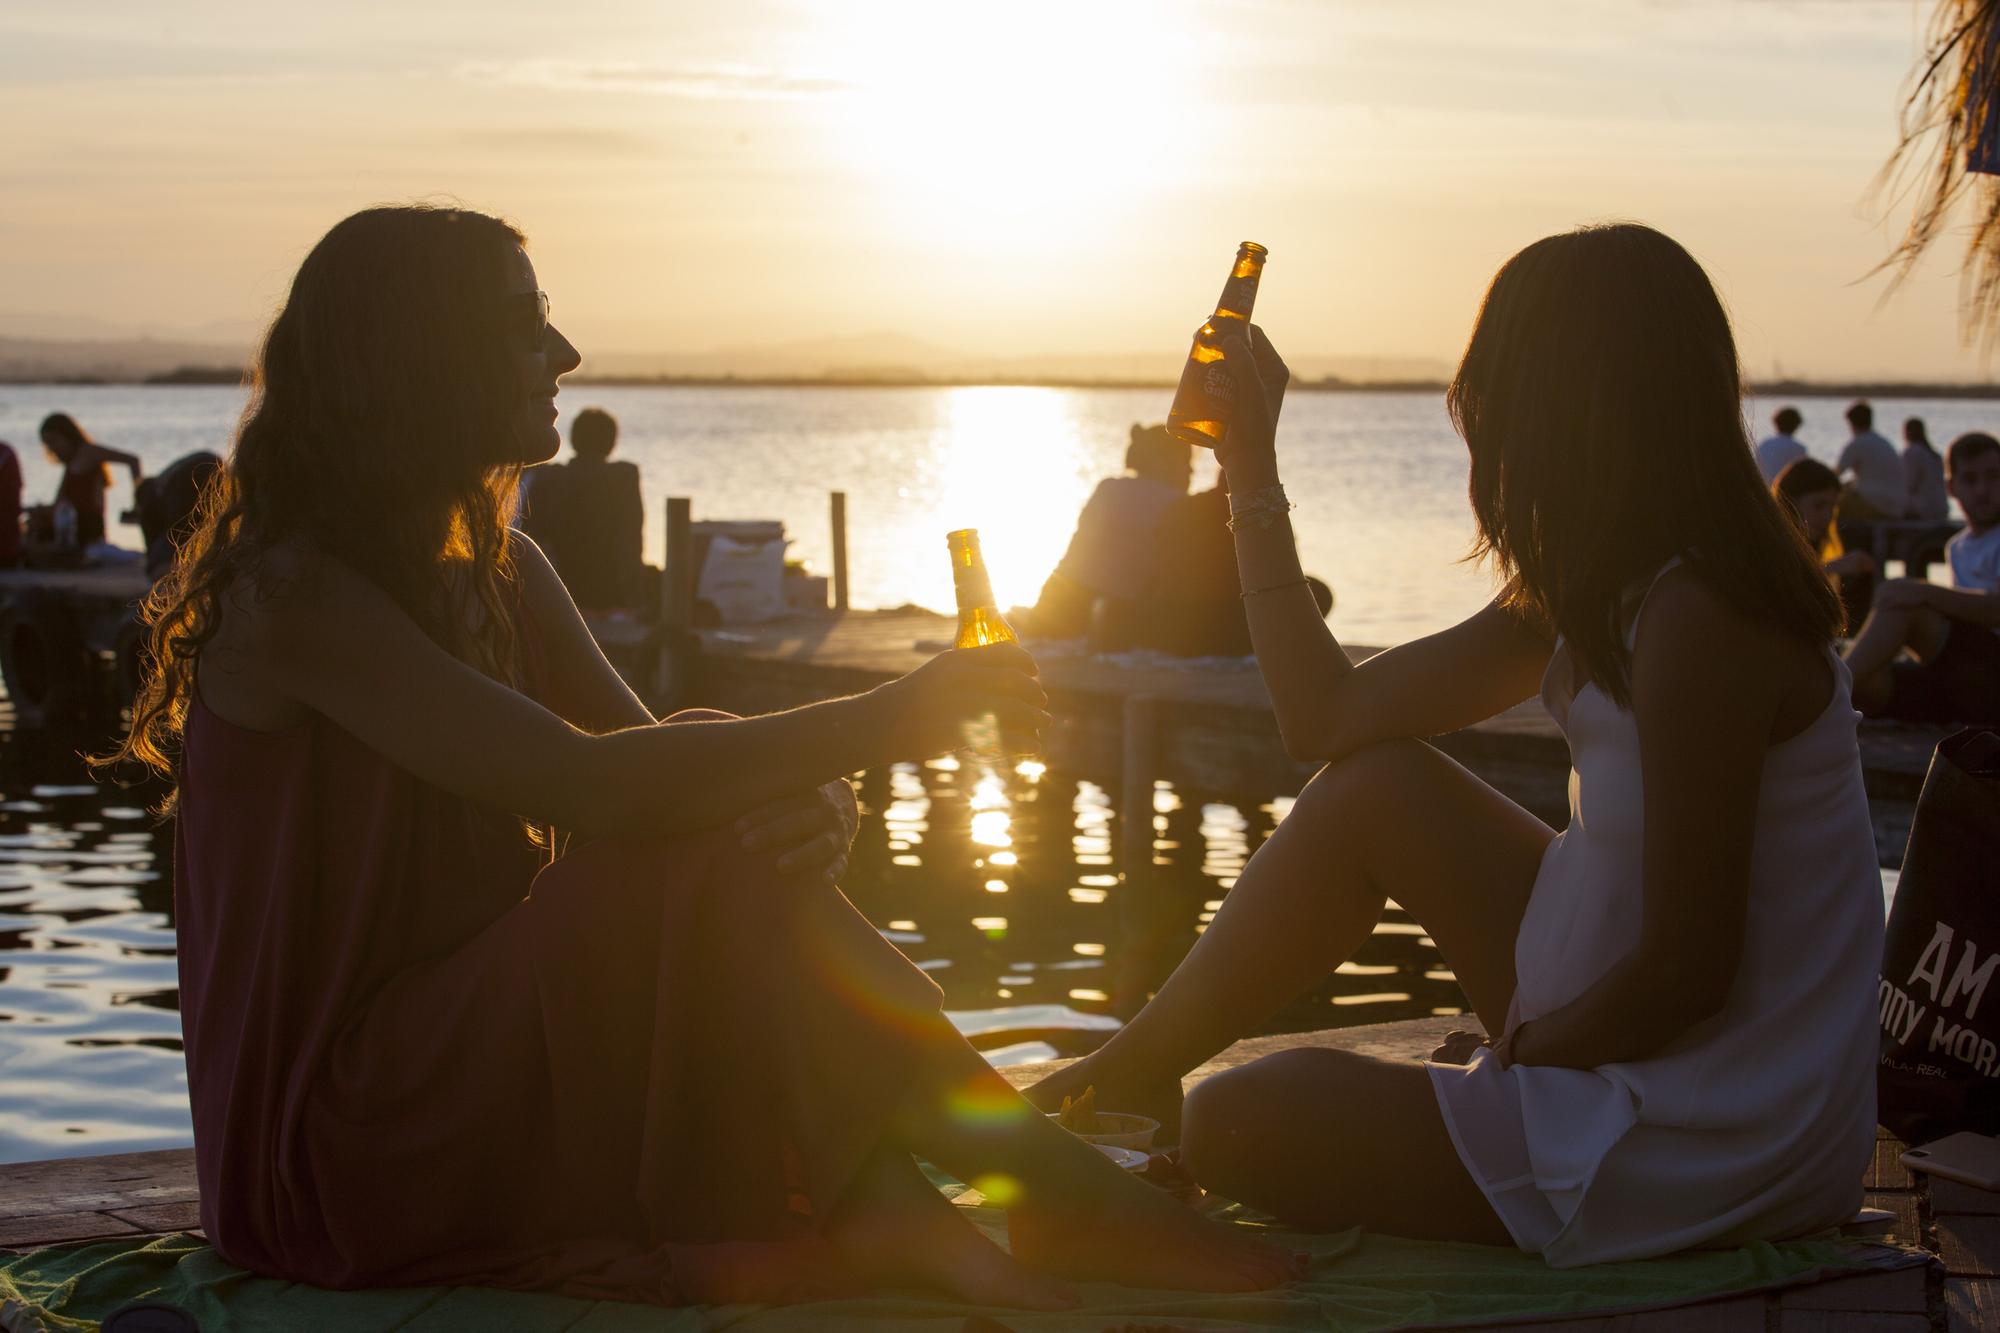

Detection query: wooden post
xmin=665 ymin=497 xmax=694 ymax=630
xmin=830 ymin=490 xmax=850 ymax=613
xmin=1119 ymin=694 xmax=1161 ymax=894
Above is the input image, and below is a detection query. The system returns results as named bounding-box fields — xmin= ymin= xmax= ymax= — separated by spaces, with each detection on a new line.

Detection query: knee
xmin=1294 ymin=738 xmax=1434 ymax=820
xmin=1181 ymin=1049 xmax=1354 ymax=1194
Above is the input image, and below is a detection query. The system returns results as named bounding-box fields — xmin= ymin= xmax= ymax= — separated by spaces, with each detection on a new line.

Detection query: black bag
xmin=1878 ymin=727 xmax=2000 ymax=1143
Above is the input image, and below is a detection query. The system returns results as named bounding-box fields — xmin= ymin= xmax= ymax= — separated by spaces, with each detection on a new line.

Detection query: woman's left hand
xmin=1429 ymin=1030 xmax=1490 ymax=1065
xmin=735 ymin=778 xmax=859 ymax=885
xmin=1213 ymin=323 xmax=1291 ymax=485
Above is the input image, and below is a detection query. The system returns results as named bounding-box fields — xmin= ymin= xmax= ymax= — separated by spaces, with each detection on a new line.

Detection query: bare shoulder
xmin=1631 ymin=564 xmax=1826 ymax=732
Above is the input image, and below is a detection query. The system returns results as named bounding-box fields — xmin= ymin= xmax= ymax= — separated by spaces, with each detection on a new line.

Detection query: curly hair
xmin=97 ymin=205 xmax=533 ymax=805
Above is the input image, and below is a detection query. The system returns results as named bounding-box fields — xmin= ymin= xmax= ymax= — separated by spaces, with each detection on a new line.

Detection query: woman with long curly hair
xmin=103 ymin=205 xmax=1297 ymax=1307
xmin=1031 ymin=223 xmax=1882 ymax=1266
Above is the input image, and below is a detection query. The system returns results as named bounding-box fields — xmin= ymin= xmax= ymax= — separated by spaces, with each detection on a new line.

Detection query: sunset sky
xmin=3 ymin=0 xmax=1990 ymax=379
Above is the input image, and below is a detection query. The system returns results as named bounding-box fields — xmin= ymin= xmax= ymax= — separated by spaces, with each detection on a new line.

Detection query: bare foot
xmin=1009 ymin=1173 xmax=1300 ymax=1293
xmin=828 ymin=1150 xmax=1078 ymax=1310
xmin=1025 ymin=1057 xmax=1188 ymax=1145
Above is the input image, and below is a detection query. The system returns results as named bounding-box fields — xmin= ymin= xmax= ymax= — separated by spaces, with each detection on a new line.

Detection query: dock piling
xmin=830 ymin=491 xmax=849 ymax=613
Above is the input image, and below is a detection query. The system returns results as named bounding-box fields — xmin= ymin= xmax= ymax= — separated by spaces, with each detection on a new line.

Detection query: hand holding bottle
xmin=1213 ymin=324 xmax=1291 ymax=488
xmin=876 ymin=643 xmax=1050 ymax=759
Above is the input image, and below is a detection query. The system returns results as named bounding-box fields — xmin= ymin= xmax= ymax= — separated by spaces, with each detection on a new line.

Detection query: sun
xmin=814 ymin=0 xmax=1202 ymax=245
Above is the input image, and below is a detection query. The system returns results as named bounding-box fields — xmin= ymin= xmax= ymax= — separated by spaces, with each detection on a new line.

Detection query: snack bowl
xmin=1047 ymin=1111 xmax=1160 ymax=1152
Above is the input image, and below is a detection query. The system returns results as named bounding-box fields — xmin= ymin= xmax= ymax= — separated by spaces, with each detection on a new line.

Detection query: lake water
xmin=0 ymin=384 xmax=1953 ymax=1162
xmin=4 ymin=384 xmax=1979 ymax=644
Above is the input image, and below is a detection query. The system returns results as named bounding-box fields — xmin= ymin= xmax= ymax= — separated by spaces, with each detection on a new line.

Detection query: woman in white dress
xmin=1029 ymin=223 xmax=1882 ymax=1266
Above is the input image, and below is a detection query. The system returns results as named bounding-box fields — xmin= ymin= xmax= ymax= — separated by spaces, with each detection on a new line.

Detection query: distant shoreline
xmin=8 ymin=370 xmax=2000 ymax=399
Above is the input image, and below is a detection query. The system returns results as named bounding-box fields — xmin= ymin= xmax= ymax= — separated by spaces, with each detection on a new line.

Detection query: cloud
xmin=457 ymin=59 xmax=854 ymax=100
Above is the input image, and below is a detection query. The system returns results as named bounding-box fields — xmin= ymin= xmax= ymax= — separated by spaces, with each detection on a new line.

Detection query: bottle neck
xmin=1211 ymin=250 xmax=1265 ymax=324
xmin=947 ymin=532 xmax=998 ymax=611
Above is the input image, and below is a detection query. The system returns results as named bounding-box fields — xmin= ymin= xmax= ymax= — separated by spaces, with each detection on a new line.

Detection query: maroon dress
xmin=174 ymin=650 xmax=943 ymax=1301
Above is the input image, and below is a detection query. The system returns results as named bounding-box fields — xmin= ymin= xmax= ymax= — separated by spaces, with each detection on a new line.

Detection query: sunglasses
xmin=503 ymin=290 xmax=551 ymax=353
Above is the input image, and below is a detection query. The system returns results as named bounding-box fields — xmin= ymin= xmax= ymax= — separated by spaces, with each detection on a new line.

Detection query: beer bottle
xmin=1166 ymin=241 xmax=1269 ymax=448
xmin=946 ymin=528 xmax=1032 ymax=757
xmin=947 ymin=528 xmax=1018 ymax=648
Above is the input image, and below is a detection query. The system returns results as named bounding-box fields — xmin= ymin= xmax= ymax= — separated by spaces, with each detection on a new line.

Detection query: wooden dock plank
xmin=0 ymin=1148 xmax=198 ymax=1222
xmin=686 ymin=610 xmax=1944 ymax=851
xmin=1945 ymin=1276 xmax=2000 ymax=1332
xmin=1775 ymin=1315 xmax=1928 ymax=1333
xmin=1778 ymin=1266 xmax=1929 ymax=1313
xmin=0 ymin=1209 xmax=141 ymax=1249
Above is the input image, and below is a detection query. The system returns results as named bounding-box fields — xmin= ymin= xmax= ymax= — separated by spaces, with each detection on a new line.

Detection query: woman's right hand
xmin=876 ymin=643 xmax=1051 ymax=758
xmin=1213 ymin=323 xmax=1291 ymax=487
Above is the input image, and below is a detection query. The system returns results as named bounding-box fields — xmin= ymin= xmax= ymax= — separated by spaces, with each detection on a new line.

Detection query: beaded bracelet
xmin=1226 ymin=484 xmax=1295 ymax=533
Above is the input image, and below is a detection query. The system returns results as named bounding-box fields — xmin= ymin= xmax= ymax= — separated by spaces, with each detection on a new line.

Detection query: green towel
xmin=0 ymin=1204 xmax=1924 ymax=1333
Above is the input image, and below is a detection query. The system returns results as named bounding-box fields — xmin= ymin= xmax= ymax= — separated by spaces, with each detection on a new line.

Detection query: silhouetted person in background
xmin=1121 ymin=473 xmax=1331 ymax=657
xmin=1835 ymin=400 xmax=1902 ymax=523
xmin=134 ymin=450 xmax=223 ymax=578
xmin=0 ymin=441 xmax=21 ymax=568
xmin=1774 ymin=457 xmax=1874 ymax=627
xmin=1754 ymin=406 xmax=1805 ymax=486
xmin=1902 ymin=417 xmax=1950 ymax=521
xmin=523 ymin=406 xmax=645 ymax=612
xmin=1030 ymin=424 xmax=1192 ymax=638
xmin=36 ymin=412 xmax=142 ymax=548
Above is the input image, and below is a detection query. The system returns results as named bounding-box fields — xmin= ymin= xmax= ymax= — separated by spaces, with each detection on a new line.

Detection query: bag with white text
xmin=1878 ymin=727 xmax=2000 ymax=1143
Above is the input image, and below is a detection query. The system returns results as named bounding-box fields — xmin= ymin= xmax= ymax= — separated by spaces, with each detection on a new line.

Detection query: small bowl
xmin=1047 ymin=1110 xmax=1160 ymax=1152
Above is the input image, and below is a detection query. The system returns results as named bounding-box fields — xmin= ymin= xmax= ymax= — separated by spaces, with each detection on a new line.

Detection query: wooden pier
xmin=668 ymin=608 xmax=1949 ymax=868
xmin=1 ymin=1016 xmax=1990 ymax=1330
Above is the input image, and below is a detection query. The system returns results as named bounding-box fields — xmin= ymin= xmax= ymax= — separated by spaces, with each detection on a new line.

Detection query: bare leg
xmin=792 ymin=871 xmax=1303 ymax=1292
xmin=1179 ymin=1048 xmax=1513 ymax=1244
xmin=1029 ymin=740 xmax=1551 ymax=1137
xmin=825 ymin=1143 xmax=1077 ymax=1309
xmin=1845 ymin=606 xmax=1951 ymax=713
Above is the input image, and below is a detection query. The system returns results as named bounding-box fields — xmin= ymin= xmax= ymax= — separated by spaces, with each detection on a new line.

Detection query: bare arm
xmin=1917 ymin=583 xmax=2000 ymax=627
xmin=81 ymin=442 xmax=143 ymax=477
xmin=1507 ymin=570 xmax=1778 ymax=1070
xmin=253 ymin=548 xmax=1046 ymax=839
xmin=511 ymin=530 xmax=655 ymax=732
xmin=1210 ymin=328 xmax=1552 ymax=763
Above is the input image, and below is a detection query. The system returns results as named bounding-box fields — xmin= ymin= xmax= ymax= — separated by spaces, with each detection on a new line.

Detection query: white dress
xmin=1426 ymin=562 xmax=1883 ymax=1267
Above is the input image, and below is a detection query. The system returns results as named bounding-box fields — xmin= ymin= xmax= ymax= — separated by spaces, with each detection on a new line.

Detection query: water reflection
xmin=0 ymin=711 xmax=1472 ymax=1163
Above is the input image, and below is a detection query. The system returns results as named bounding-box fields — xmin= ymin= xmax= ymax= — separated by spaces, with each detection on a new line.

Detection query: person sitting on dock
xmin=100 ymin=204 xmax=1297 ymax=1311
xmin=1773 ymin=457 xmax=1875 ymax=625
xmin=35 ymin=412 xmax=143 ymax=550
xmin=0 ymin=440 xmax=20 ymax=568
xmin=520 ymin=406 xmax=646 ymax=613
xmin=1835 ymin=399 xmax=1904 ymax=523
xmin=1753 ymin=405 xmax=1805 ymax=487
xmin=1843 ymin=430 xmax=2000 ymax=725
xmin=1031 ymin=223 xmax=1881 ymax=1268
xmin=1901 ymin=416 xmax=1950 ymax=522
xmin=1028 ymin=424 xmax=1191 ymax=639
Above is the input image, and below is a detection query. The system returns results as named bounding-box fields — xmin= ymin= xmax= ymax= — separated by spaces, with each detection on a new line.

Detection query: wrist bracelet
xmin=1226 ymin=484 xmax=1295 ymax=533
xmin=1240 ymin=577 xmax=1310 ymax=599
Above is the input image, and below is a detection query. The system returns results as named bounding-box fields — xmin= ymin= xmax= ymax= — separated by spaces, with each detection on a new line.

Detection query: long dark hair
xmin=40 ymin=412 xmax=108 ymax=484
xmin=1449 ymin=223 xmax=1842 ymax=708
xmin=101 ymin=205 xmax=531 ymax=791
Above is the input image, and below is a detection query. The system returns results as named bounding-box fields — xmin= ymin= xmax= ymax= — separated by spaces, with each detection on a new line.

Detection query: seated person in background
xmin=36 ymin=412 xmax=143 ymax=548
xmin=0 ymin=440 xmax=20 ymax=568
xmin=521 ymin=407 xmax=645 ymax=613
xmin=1902 ymin=417 xmax=1950 ymax=521
xmin=1844 ymin=431 xmax=2000 ymax=724
xmin=1774 ymin=458 xmax=1876 ymax=627
xmin=1120 ymin=472 xmax=1331 ymax=657
xmin=1834 ymin=400 xmax=1905 ymax=524
xmin=1754 ymin=406 xmax=1806 ymax=487
xmin=1029 ymin=424 xmax=1191 ymax=638
xmin=134 ymin=451 xmax=222 ymax=578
